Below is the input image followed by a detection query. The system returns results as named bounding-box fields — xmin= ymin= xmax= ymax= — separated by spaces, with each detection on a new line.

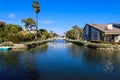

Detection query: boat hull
xmin=0 ymin=47 xmax=11 ymax=50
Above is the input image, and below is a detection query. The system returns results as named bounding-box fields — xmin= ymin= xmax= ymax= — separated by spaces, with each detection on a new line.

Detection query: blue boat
xmin=0 ymin=46 xmax=11 ymax=50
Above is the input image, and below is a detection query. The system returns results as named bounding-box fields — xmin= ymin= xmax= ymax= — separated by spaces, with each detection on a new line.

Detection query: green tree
xmin=66 ymin=25 xmax=83 ymax=40
xmin=49 ymin=30 xmax=58 ymax=38
xmin=72 ymin=25 xmax=83 ymax=40
xmin=5 ymin=24 xmax=22 ymax=43
xmin=52 ymin=33 xmax=58 ymax=37
xmin=38 ymin=29 xmax=50 ymax=40
xmin=11 ymin=31 xmax=35 ymax=43
xmin=0 ymin=21 xmax=6 ymax=42
xmin=6 ymin=24 xmax=22 ymax=35
xmin=66 ymin=30 xmax=75 ymax=39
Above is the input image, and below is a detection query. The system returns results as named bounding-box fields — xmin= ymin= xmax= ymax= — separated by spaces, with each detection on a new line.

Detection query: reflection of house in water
xmin=102 ymin=52 xmax=116 ymax=73
xmin=103 ymin=60 xmax=113 ymax=72
xmin=116 ymin=52 xmax=120 ymax=72
xmin=70 ymin=44 xmax=85 ymax=57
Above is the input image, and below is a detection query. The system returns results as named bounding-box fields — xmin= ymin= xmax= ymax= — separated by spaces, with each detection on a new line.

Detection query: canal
xmin=0 ymin=39 xmax=120 ymax=80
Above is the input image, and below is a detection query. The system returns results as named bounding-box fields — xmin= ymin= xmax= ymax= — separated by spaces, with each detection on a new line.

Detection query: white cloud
xmin=8 ymin=13 xmax=15 ymax=18
xmin=39 ymin=20 xmax=54 ymax=24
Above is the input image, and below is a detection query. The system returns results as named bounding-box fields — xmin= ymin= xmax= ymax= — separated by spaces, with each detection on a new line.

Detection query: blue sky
xmin=0 ymin=0 xmax=120 ymax=35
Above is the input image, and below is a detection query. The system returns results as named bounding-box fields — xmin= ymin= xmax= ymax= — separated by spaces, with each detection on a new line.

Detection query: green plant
xmin=1 ymin=42 xmax=13 ymax=46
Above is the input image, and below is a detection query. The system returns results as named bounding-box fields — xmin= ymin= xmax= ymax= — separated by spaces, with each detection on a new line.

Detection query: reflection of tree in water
xmin=68 ymin=44 xmax=87 ymax=57
xmin=0 ymin=51 xmax=21 ymax=67
xmin=69 ymin=44 xmax=84 ymax=57
xmin=39 ymin=44 xmax=48 ymax=53
xmin=0 ymin=50 xmax=41 ymax=80
xmin=0 ymin=51 xmax=24 ymax=80
xmin=23 ymin=52 xmax=41 ymax=80
xmin=83 ymin=49 xmax=102 ymax=64
xmin=28 ymin=43 xmax=48 ymax=54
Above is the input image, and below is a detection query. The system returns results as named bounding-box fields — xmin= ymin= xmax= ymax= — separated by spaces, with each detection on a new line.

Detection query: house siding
xmin=83 ymin=24 xmax=102 ymax=41
xmin=83 ymin=25 xmax=89 ymax=41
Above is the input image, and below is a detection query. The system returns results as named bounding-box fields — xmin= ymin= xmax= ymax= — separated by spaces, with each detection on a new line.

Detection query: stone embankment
xmin=67 ymin=40 xmax=120 ymax=51
xmin=12 ymin=40 xmax=54 ymax=49
xmin=12 ymin=44 xmax=28 ymax=49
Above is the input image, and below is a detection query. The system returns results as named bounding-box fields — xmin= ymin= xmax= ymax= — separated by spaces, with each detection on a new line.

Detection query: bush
xmin=1 ymin=42 xmax=13 ymax=46
xmin=87 ymin=43 xmax=112 ymax=48
xmin=6 ymin=31 xmax=35 ymax=43
xmin=6 ymin=34 xmax=22 ymax=43
xmin=91 ymin=40 xmax=120 ymax=45
xmin=108 ymin=42 xmax=120 ymax=45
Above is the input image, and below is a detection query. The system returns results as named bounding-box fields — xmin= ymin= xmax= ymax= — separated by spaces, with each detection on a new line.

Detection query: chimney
xmin=107 ymin=24 xmax=113 ymax=30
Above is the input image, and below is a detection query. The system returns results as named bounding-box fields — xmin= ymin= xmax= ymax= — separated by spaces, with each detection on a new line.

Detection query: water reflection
xmin=67 ymin=43 xmax=120 ymax=79
xmin=0 ymin=40 xmax=120 ymax=80
xmin=48 ymin=40 xmax=72 ymax=49
xmin=28 ymin=44 xmax=48 ymax=55
xmin=104 ymin=60 xmax=113 ymax=72
xmin=83 ymin=49 xmax=102 ymax=64
xmin=0 ymin=46 xmax=47 ymax=80
xmin=38 ymin=44 xmax=48 ymax=53
xmin=83 ymin=49 xmax=120 ymax=73
xmin=68 ymin=43 xmax=85 ymax=57
xmin=0 ymin=49 xmax=9 ymax=53
xmin=96 ymin=50 xmax=120 ymax=73
xmin=21 ymin=52 xmax=41 ymax=80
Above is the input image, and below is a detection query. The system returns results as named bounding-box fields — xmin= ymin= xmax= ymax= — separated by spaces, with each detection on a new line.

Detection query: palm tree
xmin=22 ymin=18 xmax=36 ymax=31
xmin=32 ymin=0 xmax=40 ymax=31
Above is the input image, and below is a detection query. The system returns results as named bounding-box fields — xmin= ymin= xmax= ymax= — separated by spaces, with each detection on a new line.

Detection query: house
xmin=30 ymin=29 xmax=37 ymax=34
xmin=82 ymin=23 xmax=120 ymax=42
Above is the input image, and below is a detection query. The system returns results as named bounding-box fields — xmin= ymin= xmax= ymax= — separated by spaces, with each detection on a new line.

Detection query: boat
xmin=0 ymin=46 xmax=11 ymax=50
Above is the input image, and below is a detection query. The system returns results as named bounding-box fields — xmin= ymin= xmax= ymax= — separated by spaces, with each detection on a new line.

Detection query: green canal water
xmin=0 ymin=40 xmax=120 ymax=80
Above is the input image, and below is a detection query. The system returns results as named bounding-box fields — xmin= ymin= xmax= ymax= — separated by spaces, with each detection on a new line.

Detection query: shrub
xmin=87 ymin=43 xmax=112 ymax=48
xmin=91 ymin=40 xmax=120 ymax=45
xmin=1 ymin=42 xmax=13 ymax=46
xmin=6 ymin=31 xmax=35 ymax=43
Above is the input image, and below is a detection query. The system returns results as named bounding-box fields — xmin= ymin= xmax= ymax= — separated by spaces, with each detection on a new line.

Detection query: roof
xmin=87 ymin=24 xmax=120 ymax=34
